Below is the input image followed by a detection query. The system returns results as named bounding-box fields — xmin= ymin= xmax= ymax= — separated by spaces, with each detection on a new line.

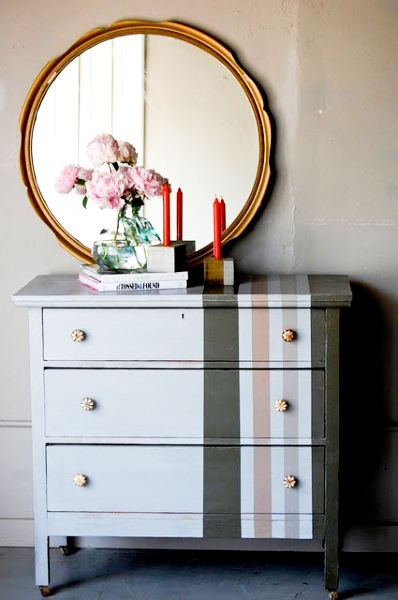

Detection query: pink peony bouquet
xmin=55 ymin=133 xmax=168 ymax=213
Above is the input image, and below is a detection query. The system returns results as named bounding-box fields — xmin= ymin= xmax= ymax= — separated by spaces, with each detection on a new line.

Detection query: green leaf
xmin=112 ymin=162 xmax=119 ymax=171
xmin=82 ymin=196 xmax=88 ymax=209
xmin=100 ymin=228 xmax=108 ymax=235
xmin=76 ymin=178 xmax=86 ymax=185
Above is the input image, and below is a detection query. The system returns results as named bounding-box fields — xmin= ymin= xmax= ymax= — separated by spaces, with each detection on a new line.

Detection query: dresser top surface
xmin=13 ymin=274 xmax=352 ymax=308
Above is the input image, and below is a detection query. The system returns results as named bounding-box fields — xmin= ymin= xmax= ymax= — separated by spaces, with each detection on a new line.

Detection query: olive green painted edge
xmin=312 ymin=370 xmax=325 ymax=439
xmin=323 ymin=308 xmax=340 ymax=592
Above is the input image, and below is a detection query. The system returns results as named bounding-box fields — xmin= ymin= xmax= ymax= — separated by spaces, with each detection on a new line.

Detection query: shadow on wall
xmin=339 ymin=282 xmax=398 ymax=528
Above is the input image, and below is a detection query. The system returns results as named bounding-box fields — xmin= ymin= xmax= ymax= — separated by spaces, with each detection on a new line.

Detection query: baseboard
xmin=0 ymin=519 xmax=33 ymax=546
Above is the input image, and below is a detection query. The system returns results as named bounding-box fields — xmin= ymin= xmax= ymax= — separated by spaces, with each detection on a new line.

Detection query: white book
xmin=81 ymin=263 xmax=188 ymax=283
xmin=78 ymin=272 xmax=188 ymax=292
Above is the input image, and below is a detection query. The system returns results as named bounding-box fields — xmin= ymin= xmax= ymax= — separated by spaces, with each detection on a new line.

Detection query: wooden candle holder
xmin=203 ymin=257 xmax=234 ymax=286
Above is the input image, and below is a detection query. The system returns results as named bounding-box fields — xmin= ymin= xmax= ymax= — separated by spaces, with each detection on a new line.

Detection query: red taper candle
xmin=213 ymin=198 xmax=222 ymax=260
xmin=176 ymin=187 xmax=183 ymax=241
xmin=220 ymin=198 xmax=226 ymax=232
xmin=162 ymin=183 xmax=170 ymax=246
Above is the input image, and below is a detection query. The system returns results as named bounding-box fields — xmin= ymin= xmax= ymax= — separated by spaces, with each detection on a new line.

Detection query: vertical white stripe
xmin=295 ymin=275 xmax=311 ymax=307
xmin=240 ymin=446 xmax=255 ymax=538
xmin=270 ymin=370 xmax=285 ymax=439
xmin=296 ymin=286 xmax=313 ymax=537
xmin=239 ymin=371 xmax=254 ymax=440
xmin=298 ymin=447 xmax=313 ymax=538
xmin=269 ymin=309 xmax=283 ymax=362
xmin=271 ymin=446 xmax=285 ymax=538
xmin=239 ymin=283 xmax=254 ymax=537
xmin=238 ymin=306 xmax=253 ymax=363
xmin=268 ymin=272 xmax=283 ymax=361
xmin=296 ymin=307 xmax=312 ymax=362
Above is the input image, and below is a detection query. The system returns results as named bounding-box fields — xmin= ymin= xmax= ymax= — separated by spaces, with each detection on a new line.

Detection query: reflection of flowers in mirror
xmin=55 ymin=133 xmax=169 ymax=213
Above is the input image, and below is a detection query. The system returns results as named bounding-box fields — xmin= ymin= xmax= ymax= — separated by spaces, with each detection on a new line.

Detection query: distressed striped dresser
xmin=13 ymin=273 xmax=352 ymax=598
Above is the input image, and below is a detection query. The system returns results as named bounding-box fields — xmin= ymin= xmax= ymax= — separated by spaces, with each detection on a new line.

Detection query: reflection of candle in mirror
xmin=176 ymin=188 xmax=183 ymax=241
xmin=220 ymin=198 xmax=226 ymax=232
xmin=162 ymin=183 xmax=170 ymax=246
xmin=213 ymin=198 xmax=222 ymax=260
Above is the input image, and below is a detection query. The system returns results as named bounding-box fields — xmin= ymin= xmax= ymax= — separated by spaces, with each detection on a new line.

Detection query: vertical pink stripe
xmin=251 ymin=277 xmax=272 ymax=537
xmin=251 ymin=276 xmax=269 ymax=362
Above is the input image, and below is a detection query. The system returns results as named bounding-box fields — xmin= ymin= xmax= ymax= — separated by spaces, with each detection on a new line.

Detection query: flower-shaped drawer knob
xmin=73 ymin=474 xmax=88 ymax=487
xmin=71 ymin=329 xmax=85 ymax=342
xmin=81 ymin=398 xmax=95 ymax=411
xmin=275 ymin=399 xmax=289 ymax=412
xmin=282 ymin=329 xmax=296 ymax=342
xmin=284 ymin=475 xmax=297 ymax=489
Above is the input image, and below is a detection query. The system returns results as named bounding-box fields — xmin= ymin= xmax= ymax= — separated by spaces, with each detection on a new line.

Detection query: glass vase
xmin=92 ymin=206 xmax=160 ymax=272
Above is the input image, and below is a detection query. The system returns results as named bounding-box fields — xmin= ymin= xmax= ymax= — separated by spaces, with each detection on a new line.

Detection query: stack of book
xmin=78 ymin=264 xmax=188 ymax=292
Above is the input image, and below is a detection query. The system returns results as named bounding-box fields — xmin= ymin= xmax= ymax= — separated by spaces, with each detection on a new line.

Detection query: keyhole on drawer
xmin=181 ymin=313 xmax=185 ymax=319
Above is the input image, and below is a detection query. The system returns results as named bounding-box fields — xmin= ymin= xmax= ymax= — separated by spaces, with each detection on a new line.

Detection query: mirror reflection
xmin=32 ymin=34 xmax=259 ymax=251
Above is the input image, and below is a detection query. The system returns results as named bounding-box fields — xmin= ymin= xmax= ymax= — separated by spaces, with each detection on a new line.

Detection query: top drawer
xmin=43 ymin=308 xmax=204 ymax=361
xmin=42 ymin=307 xmax=324 ymax=363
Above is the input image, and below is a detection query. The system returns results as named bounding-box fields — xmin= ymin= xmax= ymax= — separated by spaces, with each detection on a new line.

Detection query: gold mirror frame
xmin=20 ymin=20 xmax=271 ymax=267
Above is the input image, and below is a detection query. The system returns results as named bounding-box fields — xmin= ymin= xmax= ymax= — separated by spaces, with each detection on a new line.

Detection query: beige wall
xmin=1 ymin=0 xmax=397 ymax=549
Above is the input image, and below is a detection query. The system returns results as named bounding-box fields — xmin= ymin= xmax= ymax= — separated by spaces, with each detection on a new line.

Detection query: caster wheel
xmin=39 ymin=586 xmax=51 ymax=597
xmin=59 ymin=545 xmax=70 ymax=556
xmin=328 ymin=592 xmax=339 ymax=599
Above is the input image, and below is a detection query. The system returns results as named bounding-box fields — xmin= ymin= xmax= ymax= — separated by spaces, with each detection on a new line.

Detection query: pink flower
xmin=129 ymin=167 xmax=166 ymax=198
xmin=85 ymin=171 xmax=128 ymax=210
xmin=86 ymin=134 xmax=119 ymax=167
xmin=118 ymin=141 xmax=138 ymax=166
xmin=55 ymin=165 xmax=80 ymax=194
xmin=74 ymin=167 xmax=93 ymax=195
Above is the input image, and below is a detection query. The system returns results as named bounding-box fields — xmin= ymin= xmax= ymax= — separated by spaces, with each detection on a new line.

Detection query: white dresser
xmin=13 ymin=274 xmax=352 ymax=598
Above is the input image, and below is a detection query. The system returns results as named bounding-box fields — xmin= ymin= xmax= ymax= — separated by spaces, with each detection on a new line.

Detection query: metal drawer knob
xmin=71 ymin=329 xmax=85 ymax=342
xmin=73 ymin=474 xmax=88 ymax=487
xmin=275 ymin=399 xmax=289 ymax=412
xmin=81 ymin=398 xmax=95 ymax=411
xmin=284 ymin=475 xmax=297 ymax=489
xmin=282 ymin=329 xmax=296 ymax=342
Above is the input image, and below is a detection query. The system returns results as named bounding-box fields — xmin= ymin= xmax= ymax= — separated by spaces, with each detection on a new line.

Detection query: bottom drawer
xmin=47 ymin=445 xmax=324 ymax=534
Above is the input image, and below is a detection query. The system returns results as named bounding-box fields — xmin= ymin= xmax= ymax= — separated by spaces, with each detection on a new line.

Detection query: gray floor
xmin=0 ymin=547 xmax=397 ymax=599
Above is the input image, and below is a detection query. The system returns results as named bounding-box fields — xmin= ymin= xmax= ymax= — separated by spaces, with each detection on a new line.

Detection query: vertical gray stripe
xmin=204 ymin=370 xmax=240 ymax=439
xmin=311 ymin=310 xmax=325 ymax=363
xmin=279 ymin=275 xmax=298 ymax=297
xmin=203 ymin=306 xmax=239 ymax=363
xmin=203 ymin=447 xmax=241 ymax=537
xmin=312 ymin=370 xmax=325 ymax=439
xmin=203 ymin=294 xmax=240 ymax=537
xmin=308 ymin=274 xmax=326 ymax=363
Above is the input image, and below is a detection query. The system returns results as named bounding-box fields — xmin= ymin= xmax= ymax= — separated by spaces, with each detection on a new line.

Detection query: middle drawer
xmin=44 ymin=369 xmax=324 ymax=440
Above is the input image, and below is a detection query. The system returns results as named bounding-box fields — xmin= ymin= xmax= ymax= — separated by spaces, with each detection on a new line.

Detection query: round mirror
xmin=20 ymin=20 xmax=271 ymax=266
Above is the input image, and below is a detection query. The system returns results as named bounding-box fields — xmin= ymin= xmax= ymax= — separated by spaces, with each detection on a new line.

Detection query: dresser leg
xmin=35 ymin=534 xmax=50 ymax=588
xmin=324 ymin=524 xmax=339 ymax=594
